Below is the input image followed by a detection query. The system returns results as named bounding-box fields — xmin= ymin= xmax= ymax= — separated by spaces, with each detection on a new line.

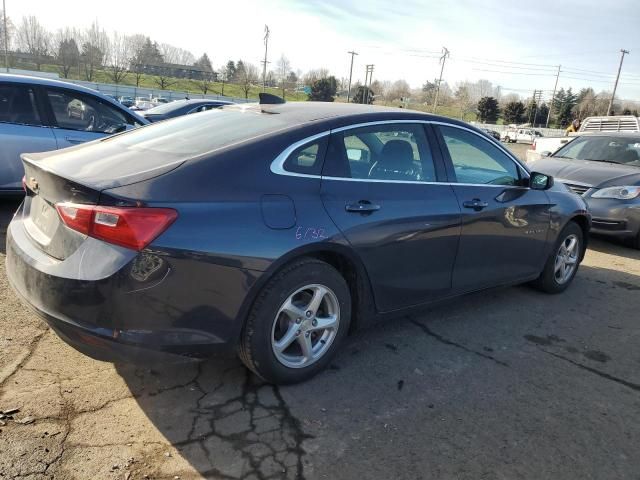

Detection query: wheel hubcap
xmin=554 ymin=234 xmax=579 ymax=285
xmin=271 ymin=284 xmax=340 ymax=369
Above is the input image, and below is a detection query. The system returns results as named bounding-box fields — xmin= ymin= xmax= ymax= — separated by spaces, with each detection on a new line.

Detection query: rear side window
xmin=283 ymin=137 xmax=328 ymax=175
xmin=46 ymin=88 xmax=133 ymax=133
xmin=439 ymin=125 xmax=521 ymax=186
xmin=0 ymin=84 xmax=42 ymax=126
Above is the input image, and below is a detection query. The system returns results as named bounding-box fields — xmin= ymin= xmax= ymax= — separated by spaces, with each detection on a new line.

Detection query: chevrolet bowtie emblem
xmin=28 ymin=177 xmax=38 ymax=192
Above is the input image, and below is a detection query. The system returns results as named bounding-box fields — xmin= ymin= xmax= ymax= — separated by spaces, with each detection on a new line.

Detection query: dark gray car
xmin=142 ymin=99 xmax=233 ymax=122
xmin=533 ymin=133 xmax=640 ymax=248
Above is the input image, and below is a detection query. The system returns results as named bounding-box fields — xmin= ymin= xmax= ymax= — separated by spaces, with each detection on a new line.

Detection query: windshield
xmin=553 ymin=135 xmax=640 ymax=166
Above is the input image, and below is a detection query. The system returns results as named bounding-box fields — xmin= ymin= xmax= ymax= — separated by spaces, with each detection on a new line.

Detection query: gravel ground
xmin=1 ymin=172 xmax=639 ymax=480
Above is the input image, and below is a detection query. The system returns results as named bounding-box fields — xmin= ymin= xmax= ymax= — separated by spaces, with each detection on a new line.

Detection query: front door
xmin=43 ymin=87 xmax=133 ymax=148
xmin=321 ymin=122 xmax=461 ymax=312
xmin=434 ymin=124 xmax=550 ymax=293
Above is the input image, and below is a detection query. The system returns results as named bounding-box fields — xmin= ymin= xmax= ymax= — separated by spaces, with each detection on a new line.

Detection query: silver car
xmin=0 ymin=74 xmax=148 ymax=194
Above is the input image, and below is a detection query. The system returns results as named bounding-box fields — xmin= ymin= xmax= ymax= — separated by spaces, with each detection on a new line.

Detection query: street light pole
xmin=608 ymin=49 xmax=629 ymax=116
xmin=346 ymin=50 xmax=358 ymax=103
xmin=3 ymin=0 xmax=9 ymax=73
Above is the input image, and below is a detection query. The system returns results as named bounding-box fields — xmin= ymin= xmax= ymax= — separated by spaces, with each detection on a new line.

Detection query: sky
xmin=5 ymin=0 xmax=640 ymax=103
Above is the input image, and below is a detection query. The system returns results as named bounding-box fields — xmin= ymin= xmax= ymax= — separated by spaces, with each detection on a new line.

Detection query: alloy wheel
xmin=554 ymin=234 xmax=579 ymax=285
xmin=271 ymin=284 xmax=340 ymax=369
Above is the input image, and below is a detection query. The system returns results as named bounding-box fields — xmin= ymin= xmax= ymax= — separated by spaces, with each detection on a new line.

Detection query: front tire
xmin=531 ymin=222 xmax=584 ymax=294
xmin=239 ymin=258 xmax=351 ymax=384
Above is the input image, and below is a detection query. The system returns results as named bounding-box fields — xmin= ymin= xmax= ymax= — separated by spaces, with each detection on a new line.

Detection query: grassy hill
xmin=14 ymin=63 xmax=308 ymax=101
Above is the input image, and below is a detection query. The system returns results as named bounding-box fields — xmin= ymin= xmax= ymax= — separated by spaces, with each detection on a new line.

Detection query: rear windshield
xmin=144 ymin=101 xmax=187 ymax=114
xmin=102 ymin=107 xmax=290 ymax=155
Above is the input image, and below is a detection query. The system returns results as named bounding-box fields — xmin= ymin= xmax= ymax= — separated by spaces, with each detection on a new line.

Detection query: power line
xmin=471 ymin=68 xmax=555 ymax=77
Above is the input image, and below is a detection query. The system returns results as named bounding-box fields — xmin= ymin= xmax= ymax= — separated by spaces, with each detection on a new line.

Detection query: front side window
xmin=0 ymin=84 xmax=42 ymax=126
xmin=439 ymin=125 xmax=521 ymax=186
xmin=325 ymin=123 xmax=436 ymax=182
xmin=46 ymin=89 xmax=132 ymax=134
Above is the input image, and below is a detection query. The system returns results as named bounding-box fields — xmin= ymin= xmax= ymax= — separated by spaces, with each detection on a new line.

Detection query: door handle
xmin=64 ymin=136 xmax=86 ymax=144
xmin=462 ymin=199 xmax=489 ymax=211
xmin=345 ymin=200 xmax=381 ymax=213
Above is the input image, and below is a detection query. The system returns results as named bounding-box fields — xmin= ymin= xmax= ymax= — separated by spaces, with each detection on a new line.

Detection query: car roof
xmin=0 ymin=73 xmax=149 ymax=124
xmin=222 ymin=101 xmax=468 ymax=130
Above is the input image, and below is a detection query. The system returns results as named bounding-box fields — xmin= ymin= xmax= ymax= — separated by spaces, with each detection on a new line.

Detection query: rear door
xmin=434 ymin=123 xmax=550 ymax=293
xmin=320 ymin=122 xmax=461 ymax=312
xmin=43 ymin=87 xmax=137 ymax=148
xmin=0 ymin=82 xmax=57 ymax=192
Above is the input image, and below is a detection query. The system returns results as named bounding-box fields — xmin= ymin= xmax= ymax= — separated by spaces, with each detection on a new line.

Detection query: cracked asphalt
xmin=1 ymin=196 xmax=639 ymax=480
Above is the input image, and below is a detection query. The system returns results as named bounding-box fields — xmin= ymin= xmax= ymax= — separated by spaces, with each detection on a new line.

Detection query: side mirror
xmin=541 ymin=151 xmax=552 ymax=158
xmin=530 ymin=172 xmax=554 ymax=190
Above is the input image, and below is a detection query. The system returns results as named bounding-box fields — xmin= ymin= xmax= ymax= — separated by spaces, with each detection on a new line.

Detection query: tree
xmin=81 ymin=21 xmax=108 ymax=81
xmin=303 ymin=68 xmax=330 ymax=86
xmin=159 ymin=43 xmax=194 ymax=65
xmin=454 ymin=84 xmax=475 ymax=120
xmin=386 ymin=80 xmax=410 ymax=102
xmin=106 ymin=31 xmax=131 ymax=84
xmin=154 ymin=74 xmax=175 ymax=90
xmin=129 ymin=36 xmax=162 ymax=87
xmin=276 ymin=54 xmax=291 ymax=99
xmin=237 ymin=61 xmax=258 ymax=99
xmin=477 ymin=96 xmax=500 ymax=123
xmin=0 ymin=9 xmax=15 ymax=63
xmin=502 ymin=101 xmax=526 ymax=124
xmin=421 ymin=79 xmax=438 ymax=104
xmin=308 ymin=76 xmax=337 ymax=102
xmin=194 ymin=53 xmax=214 ymax=93
xmin=351 ymin=85 xmax=374 ymax=104
xmin=553 ymin=87 xmax=578 ymax=127
xmin=225 ymin=60 xmax=236 ymax=82
xmin=54 ymin=28 xmax=79 ymax=78
xmin=16 ymin=16 xmax=50 ymax=70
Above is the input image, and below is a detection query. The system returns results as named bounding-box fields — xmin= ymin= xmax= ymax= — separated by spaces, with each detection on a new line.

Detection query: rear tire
xmin=531 ymin=222 xmax=584 ymax=294
xmin=239 ymin=257 xmax=351 ymax=384
xmin=504 ymin=136 xmax=511 ymax=143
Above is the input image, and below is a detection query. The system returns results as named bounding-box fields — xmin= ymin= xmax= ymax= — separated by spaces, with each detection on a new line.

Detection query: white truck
xmin=500 ymin=128 xmax=542 ymax=144
xmin=526 ymin=115 xmax=640 ymax=163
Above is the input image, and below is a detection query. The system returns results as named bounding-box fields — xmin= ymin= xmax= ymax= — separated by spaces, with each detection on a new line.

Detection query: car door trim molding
xmin=270 ymin=119 xmax=530 ymax=184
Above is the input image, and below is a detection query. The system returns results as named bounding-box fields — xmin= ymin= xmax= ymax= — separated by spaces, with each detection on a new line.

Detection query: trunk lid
xmin=20 ymin=134 xmax=186 ymax=260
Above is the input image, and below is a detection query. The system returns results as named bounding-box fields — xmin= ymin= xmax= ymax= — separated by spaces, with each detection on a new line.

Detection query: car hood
xmin=533 ymin=157 xmax=640 ymax=188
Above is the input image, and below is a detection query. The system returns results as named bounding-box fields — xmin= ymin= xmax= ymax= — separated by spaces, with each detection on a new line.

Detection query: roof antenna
xmin=259 ymin=93 xmax=285 ymax=104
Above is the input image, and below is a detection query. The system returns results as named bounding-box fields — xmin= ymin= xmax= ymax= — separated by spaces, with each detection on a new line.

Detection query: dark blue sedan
xmin=6 ymin=100 xmax=590 ymax=384
xmin=142 ymin=98 xmax=234 ymax=122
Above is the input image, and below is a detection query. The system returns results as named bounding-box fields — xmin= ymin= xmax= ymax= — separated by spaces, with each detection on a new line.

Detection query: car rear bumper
xmin=6 ymin=206 xmax=260 ymax=363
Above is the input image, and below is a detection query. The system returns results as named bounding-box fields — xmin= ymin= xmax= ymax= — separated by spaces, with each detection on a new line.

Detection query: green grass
xmin=10 ymin=62 xmax=308 ymax=101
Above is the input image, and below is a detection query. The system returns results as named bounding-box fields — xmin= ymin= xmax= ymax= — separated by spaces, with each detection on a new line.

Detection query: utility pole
xmin=346 ymin=50 xmax=358 ymax=103
xmin=363 ymin=64 xmax=374 ymax=104
xmin=546 ymin=64 xmax=561 ymax=127
xmin=608 ymin=49 xmax=629 ymax=116
xmin=262 ymin=25 xmax=270 ymax=92
xmin=531 ymin=90 xmax=543 ymax=127
xmin=433 ymin=47 xmax=450 ymax=113
xmin=2 ymin=0 xmax=8 ymax=73
xmin=528 ymin=90 xmax=539 ymax=126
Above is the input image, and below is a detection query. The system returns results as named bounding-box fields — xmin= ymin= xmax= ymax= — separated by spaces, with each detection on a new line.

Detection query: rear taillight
xmin=55 ymin=203 xmax=177 ymax=251
xmin=532 ymin=140 xmax=537 ymax=150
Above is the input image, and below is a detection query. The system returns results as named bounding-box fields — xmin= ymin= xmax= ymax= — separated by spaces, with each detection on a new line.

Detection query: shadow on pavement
xmin=115 ymin=259 xmax=640 ymax=479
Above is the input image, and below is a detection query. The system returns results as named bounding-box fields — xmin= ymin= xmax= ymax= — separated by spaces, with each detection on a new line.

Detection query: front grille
xmin=564 ymin=183 xmax=591 ymax=196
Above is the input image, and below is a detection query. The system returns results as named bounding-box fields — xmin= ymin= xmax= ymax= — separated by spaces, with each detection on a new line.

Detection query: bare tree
xmin=81 ymin=21 xmax=109 ymax=81
xmin=237 ymin=61 xmax=258 ymax=99
xmin=276 ymin=54 xmax=291 ymax=98
xmin=154 ymin=74 xmax=175 ymax=90
xmin=16 ymin=16 xmax=50 ymax=70
xmin=0 ymin=9 xmax=15 ymax=65
xmin=106 ymin=31 xmax=131 ymax=84
xmin=303 ymin=68 xmax=329 ymax=86
xmin=54 ymin=28 xmax=79 ymax=78
xmin=159 ymin=43 xmax=195 ymax=65
xmin=454 ymin=84 xmax=476 ymax=120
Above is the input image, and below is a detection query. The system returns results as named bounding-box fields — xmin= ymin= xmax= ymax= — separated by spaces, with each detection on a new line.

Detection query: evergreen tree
xmin=308 ymin=76 xmax=337 ymax=102
xmin=477 ymin=96 xmax=500 ymax=123
xmin=502 ymin=101 xmax=526 ymax=124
